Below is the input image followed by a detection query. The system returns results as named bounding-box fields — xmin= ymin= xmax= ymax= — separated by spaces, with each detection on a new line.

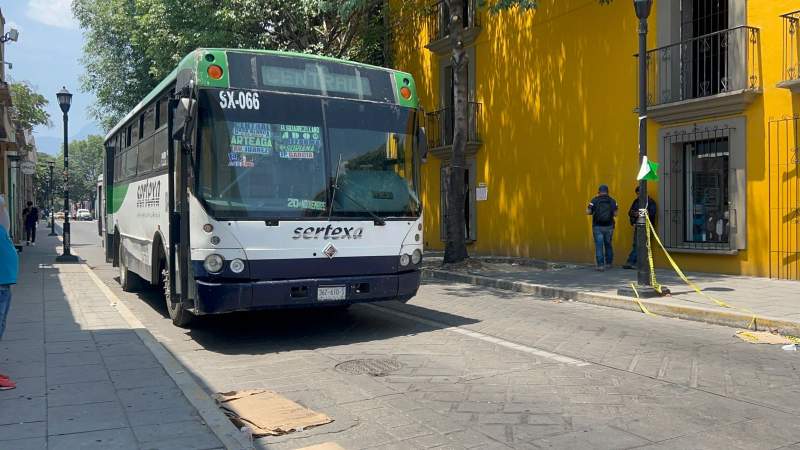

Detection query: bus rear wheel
xmin=118 ymin=242 xmax=143 ymax=292
xmin=162 ymin=267 xmax=195 ymax=328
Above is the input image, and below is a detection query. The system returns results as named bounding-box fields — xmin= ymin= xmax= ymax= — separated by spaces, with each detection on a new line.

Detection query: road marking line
xmin=79 ymin=264 xmax=252 ymax=450
xmin=367 ymin=304 xmax=590 ymax=367
xmin=627 ymin=354 xmax=641 ymax=372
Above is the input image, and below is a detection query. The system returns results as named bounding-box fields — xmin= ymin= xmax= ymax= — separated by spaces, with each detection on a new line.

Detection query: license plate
xmin=318 ymin=286 xmax=346 ymax=301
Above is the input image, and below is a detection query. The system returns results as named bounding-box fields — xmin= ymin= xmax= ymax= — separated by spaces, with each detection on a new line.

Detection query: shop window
xmin=659 ymin=117 xmax=746 ymax=252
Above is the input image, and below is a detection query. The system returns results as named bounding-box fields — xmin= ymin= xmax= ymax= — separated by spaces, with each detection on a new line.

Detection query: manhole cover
xmin=335 ymin=358 xmax=404 ymax=376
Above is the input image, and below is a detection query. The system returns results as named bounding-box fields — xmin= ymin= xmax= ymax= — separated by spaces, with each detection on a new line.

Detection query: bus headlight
xmin=411 ymin=249 xmax=422 ymax=265
xmin=204 ymin=254 xmax=224 ymax=274
xmin=229 ymin=258 xmax=245 ymax=274
xmin=399 ymin=253 xmax=411 ymax=267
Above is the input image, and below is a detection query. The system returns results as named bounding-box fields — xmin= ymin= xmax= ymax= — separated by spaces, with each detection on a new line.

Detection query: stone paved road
xmin=70 ymin=222 xmax=800 ymax=450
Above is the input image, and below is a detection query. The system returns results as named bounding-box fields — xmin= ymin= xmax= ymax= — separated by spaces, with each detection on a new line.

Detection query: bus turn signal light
xmin=207 ymin=64 xmax=224 ymax=80
xmin=400 ymin=86 xmax=412 ymax=99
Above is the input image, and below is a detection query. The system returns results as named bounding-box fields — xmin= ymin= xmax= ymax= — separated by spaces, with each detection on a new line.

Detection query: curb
xmin=423 ymin=268 xmax=800 ymax=337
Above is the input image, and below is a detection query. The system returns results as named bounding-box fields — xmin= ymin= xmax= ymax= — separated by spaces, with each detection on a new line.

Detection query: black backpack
xmin=593 ymin=197 xmax=614 ymax=226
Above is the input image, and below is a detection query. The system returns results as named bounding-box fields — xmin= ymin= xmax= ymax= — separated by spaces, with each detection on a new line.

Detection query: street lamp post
xmin=634 ymin=0 xmax=652 ymax=287
xmin=55 ymin=87 xmax=78 ymax=262
xmin=48 ymin=160 xmax=57 ymax=237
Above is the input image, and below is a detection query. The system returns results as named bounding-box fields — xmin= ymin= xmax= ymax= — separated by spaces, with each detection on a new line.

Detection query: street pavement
xmin=67 ymin=221 xmax=800 ymax=450
xmin=0 ymin=224 xmax=226 ymax=450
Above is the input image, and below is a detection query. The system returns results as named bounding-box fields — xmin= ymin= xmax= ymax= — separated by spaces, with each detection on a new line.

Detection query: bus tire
xmin=163 ymin=268 xmax=194 ymax=328
xmin=118 ymin=241 xmax=143 ymax=292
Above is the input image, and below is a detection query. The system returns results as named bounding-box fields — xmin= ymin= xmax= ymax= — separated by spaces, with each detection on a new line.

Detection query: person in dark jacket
xmin=623 ymin=186 xmax=657 ymax=269
xmin=22 ymin=201 xmax=39 ymax=246
xmin=587 ymin=185 xmax=618 ymax=271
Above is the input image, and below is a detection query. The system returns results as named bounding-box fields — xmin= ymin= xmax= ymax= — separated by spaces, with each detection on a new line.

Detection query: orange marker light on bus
xmin=207 ymin=65 xmax=224 ymax=80
xmin=400 ymin=86 xmax=412 ymax=99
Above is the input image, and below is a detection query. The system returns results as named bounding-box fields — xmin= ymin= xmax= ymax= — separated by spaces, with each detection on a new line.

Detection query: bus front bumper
xmin=193 ymin=270 xmax=421 ymax=315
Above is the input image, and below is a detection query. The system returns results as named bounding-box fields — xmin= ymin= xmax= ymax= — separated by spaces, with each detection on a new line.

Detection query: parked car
xmin=76 ymin=209 xmax=93 ymax=221
xmin=54 ymin=211 xmax=65 ymax=221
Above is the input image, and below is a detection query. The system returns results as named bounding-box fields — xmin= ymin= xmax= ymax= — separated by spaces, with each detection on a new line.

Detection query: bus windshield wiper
xmin=327 ymin=154 xmax=343 ymax=221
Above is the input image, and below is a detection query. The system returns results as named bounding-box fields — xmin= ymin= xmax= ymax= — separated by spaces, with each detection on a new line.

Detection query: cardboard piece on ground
xmin=735 ymin=330 xmax=793 ymax=345
xmin=295 ymin=443 xmax=347 ymax=450
xmin=215 ymin=389 xmax=333 ymax=437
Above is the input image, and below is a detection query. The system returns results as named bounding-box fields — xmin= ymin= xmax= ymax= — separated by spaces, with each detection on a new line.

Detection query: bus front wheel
xmin=162 ymin=267 xmax=195 ymax=328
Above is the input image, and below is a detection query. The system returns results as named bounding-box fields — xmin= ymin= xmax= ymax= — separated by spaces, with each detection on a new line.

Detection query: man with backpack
xmin=587 ymin=185 xmax=618 ymax=271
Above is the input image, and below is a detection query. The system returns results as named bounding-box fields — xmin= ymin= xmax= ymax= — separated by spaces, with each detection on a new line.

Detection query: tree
xmin=441 ymin=0 xmax=612 ymax=263
xmin=73 ymin=0 xmax=388 ymax=129
xmin=9 ymin=82 xmax=51 ymax=133
xmin=56 ymin=135 xmax=104 ymax=207
xmin=34 ymin=154 xmax=63 ymax=211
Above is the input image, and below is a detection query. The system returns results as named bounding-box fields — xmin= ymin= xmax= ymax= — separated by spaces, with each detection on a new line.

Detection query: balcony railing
xmin=781 ymin=10 xmax=800 ymax=83
xmin=426 ymin=102 xmax=482 ymax=149
xmin=426 ymin=0 xmax=480 ymax=45
xmin=644 ymin=26 xmax=761 ymax=108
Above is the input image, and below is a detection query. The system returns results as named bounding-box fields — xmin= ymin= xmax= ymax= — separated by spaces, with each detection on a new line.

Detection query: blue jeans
xmin=0 ymin=286 xmax=10 ymax=340
xmin=592 ymin=226 xmax=614 ymax=267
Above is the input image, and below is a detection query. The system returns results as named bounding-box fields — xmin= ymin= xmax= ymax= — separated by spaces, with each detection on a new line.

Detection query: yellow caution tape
xmin=630 ymin=283 xmax=656 ymax=316
xmin=643 ymin=212 xmax=757 ymax=330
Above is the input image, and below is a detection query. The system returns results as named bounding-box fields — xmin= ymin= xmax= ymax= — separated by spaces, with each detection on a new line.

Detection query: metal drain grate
xmin=335 ymin=358 xmax=404 ymax=377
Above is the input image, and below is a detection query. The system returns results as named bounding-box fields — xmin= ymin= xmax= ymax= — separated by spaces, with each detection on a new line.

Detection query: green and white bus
xmin=102 ymin=49 xmax=427 ymax=327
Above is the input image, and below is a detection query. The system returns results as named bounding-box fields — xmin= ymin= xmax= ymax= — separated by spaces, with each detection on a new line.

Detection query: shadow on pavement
xmin=118 ymin=279 xmax=481 ymax=357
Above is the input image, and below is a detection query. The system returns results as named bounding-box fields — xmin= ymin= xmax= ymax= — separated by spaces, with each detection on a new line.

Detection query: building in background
xmin=0 ymin=7 xmax=20 ymax=242
xmin=389 ymin=0 xmax=800 ymax=279
xmin=0 ymin=7 xmax=37 ymax=248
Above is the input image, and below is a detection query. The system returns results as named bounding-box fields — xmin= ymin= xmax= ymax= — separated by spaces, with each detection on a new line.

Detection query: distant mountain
xmin=34 ymin=122 xmax=106 ymax=155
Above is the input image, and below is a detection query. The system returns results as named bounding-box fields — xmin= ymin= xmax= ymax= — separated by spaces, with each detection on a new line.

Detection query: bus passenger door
xmin=104 ymin=145 xmax=115 ymax=262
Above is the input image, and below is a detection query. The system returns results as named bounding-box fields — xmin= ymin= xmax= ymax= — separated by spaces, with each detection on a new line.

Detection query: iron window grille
xmin=768 ymin=115 xmax=800 ymax=280
xmin=661 ymin=126 xmax=739 ymax=251
xmin=781 ymin=10 xmax=800 ymax=82
xmin=426 ymin=0 xmax=480 ymax=44
xmin=643 ymin=26 xmax=760 ymax=108
xmin=426 ymin=102 xmax=482 ymax=149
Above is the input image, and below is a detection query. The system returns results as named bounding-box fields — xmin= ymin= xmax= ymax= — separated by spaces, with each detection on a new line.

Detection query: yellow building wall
xmin=391 ymin=0 xmax=799 ymax=277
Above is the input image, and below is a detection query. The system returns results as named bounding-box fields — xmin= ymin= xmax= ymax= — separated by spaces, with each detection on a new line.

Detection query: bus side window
xmin=157 ymin=99 xmax=168 ymax=129
xmin=131 ymin=120 xmax=140 ymax=146
xmin=119 ymin=149 xmax=127 ymax=180
xmin=138 ymin=137 xmax=155 ymax=175
xmin=143 ymin=106 xmax=155 ymax=138
xmin=126 ymin=147 xmax=138 ymax=179
xmin=154 ymin=128 xmax=168 ymax=169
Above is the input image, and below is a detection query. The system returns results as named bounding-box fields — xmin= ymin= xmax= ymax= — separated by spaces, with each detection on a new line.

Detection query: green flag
xmin=637 ymin=156 xmax=659 ymax=181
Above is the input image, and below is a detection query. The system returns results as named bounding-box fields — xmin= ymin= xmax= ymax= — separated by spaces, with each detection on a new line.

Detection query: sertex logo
xmin=292 ymin=225 xmax=364 ymax=240
xmin=136 ymin=180 xmax=161 ymax=208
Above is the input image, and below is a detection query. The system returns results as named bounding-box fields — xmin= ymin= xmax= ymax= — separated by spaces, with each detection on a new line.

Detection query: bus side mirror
xmin=172 ymin=98 xmax=197 ymax=143
xmin=417 ymin=127 xmax=428 ymax=163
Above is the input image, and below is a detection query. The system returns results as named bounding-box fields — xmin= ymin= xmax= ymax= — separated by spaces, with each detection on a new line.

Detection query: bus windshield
xmin=197 ymin=89 xmax=421 ymax=220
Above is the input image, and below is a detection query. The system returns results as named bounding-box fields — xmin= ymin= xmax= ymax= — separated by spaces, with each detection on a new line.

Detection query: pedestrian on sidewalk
xmin=587 ymin=184 xmax=618 ymax=271
xmin=22 ymin=201 xmax=39 ymax=246
xmin=623 ymin=186 xmax=657 ymax=270
xmin=0 ymin=195 xmax=19 ymax=390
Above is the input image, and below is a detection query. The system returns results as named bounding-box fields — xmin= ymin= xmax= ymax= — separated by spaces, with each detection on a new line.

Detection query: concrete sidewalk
xmin=0 ymin=229 xmax=241 ymax=450
xmin=423 ymin=255 xmax=800 ymax=336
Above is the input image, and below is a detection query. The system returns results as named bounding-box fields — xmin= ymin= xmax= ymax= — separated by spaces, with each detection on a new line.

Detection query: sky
xmin=2 ymin=0 xmax=102 ymax=155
